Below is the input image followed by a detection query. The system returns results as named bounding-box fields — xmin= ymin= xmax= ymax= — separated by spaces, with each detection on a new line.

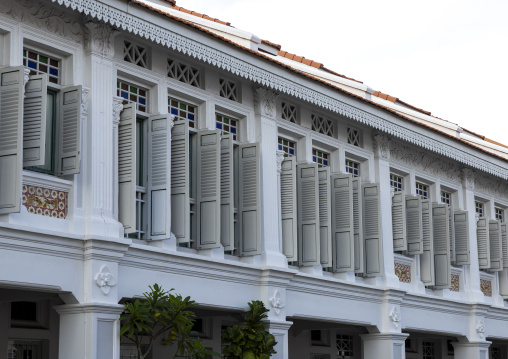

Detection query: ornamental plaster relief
xmin=474 ymin=172 xmax=508 ymax=201
xmin=84 ymin=21 xmax=116 ymax=57
xmin=254 ymin=87 xmax=278 ymax=117
xmin=1 ymin=0 xmax=82 ymax=42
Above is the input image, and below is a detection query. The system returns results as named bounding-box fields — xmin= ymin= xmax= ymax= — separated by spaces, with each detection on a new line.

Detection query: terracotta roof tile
xmin=278 ymin=50 xmax=323 ymax=69
xmin=374 ymin=91 xmax=432 ymax=116
xmin=261 ymin=39 xmax=281 ymax=50
xmin=171 ymin=5 xmax=231 ymax=26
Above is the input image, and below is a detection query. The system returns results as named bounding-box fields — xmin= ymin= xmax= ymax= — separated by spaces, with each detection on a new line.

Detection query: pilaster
xmin=360 ymin=333 xmax=409 ymax=359
xmin=451 ymin=341 xmax=491 ymax=359
xmin=263 ymin=320 xmax=292 ymax=359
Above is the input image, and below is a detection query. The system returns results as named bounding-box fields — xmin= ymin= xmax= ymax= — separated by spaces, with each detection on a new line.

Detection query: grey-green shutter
xmin=318 ymin=167 xmax=332 ymax=268
xmin=363 ymin=183 xmax=383 ymax=277
xmin=57 ymin=85 xmax=82 ymax=175
xmin=281 ymin=156 xmax=297 ymax=261
xmin=0 ymin=67 xmax=24 ymax=214
xmin=238 ymin=143 xmax=260 ymax=256
xmin=220 ymin=135 xmax=235 ymax=251
xmin=477 ymin=218 xmax=490 ymax=269
xmin=454 ymin=210 xmax=470 ymax=265
xmin=196 ymin=130 xmax=221 ymax=249
xmin=353 ymin=177 xmax=364 ymax=273
xmin=148 ymin=114 xmax=172 ymax=239
xmin=448 ymin=207 xmax=456 ymax=263
xmin=297 ymin=163 xmax=320 ymax=266
xmin=406 ymin=195 xmax=423 ymax=255
xmin=489 ymin=220 xmax=503 ymax=271
xmin=118 ymin=103 xmax=136 ymax=234
xmin=502 ymin=223 xmax=508 ymax=269
xmin=433 ymin=203 xmax=451 ymax=289
xmin=330 ymin=173 xmax=354 ymax=272
xmin=170 ymin=120 xmax=190 ymax=243
xmin=392 ymin=192 xmax=406 ymax=251
xmin=420 ymin=199 xmax=435 ymax=286
xmin=23 ymin=75 xmax=47 ymax=166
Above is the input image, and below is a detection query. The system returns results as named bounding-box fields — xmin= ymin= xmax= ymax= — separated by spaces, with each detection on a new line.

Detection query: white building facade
xmin=2 ymin=0 xmax=508 ymax=358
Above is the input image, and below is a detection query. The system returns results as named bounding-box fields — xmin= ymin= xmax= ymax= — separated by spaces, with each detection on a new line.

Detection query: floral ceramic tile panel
xmin=480 ymin=279 xmax=492 ymax=297
xmin=451 ymin=274 xmax=460 ymax=292
xmin=22 ymin=184 xmax=68 ymax=219
xmin=394 ymin=262 xmax=411 ymax=283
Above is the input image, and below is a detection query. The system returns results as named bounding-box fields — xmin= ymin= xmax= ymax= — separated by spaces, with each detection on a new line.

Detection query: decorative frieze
xmin=450 ymin=274 xmax=460 ymax=292
xmin=22 ymin=184 xmax=68 ymax=218
xmin=480 ymin=279 xmax=492 ymax=297
xmin=394 ymin=262 xmax=411 ymax=283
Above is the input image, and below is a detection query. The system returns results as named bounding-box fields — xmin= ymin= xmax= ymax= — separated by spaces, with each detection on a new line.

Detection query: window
xmin=495 ymin=207 xmax=504 ymax=221
xmin=422 ymin=341 xmax=436 ymax=359
xmin=216 ymin=114 xmax=238 ymax=141
xmin=347 ymin=127 xmax=360 ymax=146
xmin=117 ymin=80 xmax=148 ymax=112
xmin=123 ymin=40 xmax=147 ymax=68
xmin=167 ymin=58 xmax=201 ymax=87
xmin=312 ymin=148 xmax=329 ymax=167
xmin=345 ymin=159 xmax=359 ymax=177
xmin=311 ymin=114 xmax=333 ymax=137
xmin=7 ymin=340 xmax=46 ymax=359
xmin=476 ymin=201 xmax=484 ymax=217
xmin=129 ymin=118 xmax=147 ymax=239
xmin=336 ymin=334 xmax=354 ymax=358
xmin=416 ymin=182 xmax=429 ymax=199
xmin=441 ymin=190 xmax=451 ymax=205
xmin=168 ymin=98 xmax=196 ymax=128
xmin=491 ymin=347 xmax=501 ymax=359
xmin=23 ymin=48 xmax=60 ymax=84
xmin=278 ymin=137 xmax=296 ymax=157
xmin=219 ymin=78 xmax=238 ymax=101
xmin=390 ymin=173 xmax=403 ymax=192
xmin=120 ymin=345 xmax=152 ymax=359
xmin=281 ymin=102 xmax=297 ymax=123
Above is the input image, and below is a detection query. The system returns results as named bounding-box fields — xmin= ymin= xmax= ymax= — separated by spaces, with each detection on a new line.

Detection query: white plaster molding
xmin=476 ymin=320 xmax=485 ymax=338
xmin=393 ymin=253 xmax=414 ymax=267
xmin=94 ymin=265 xmax=117 ymax=295
xmin=50 ymin=0 xmax=508 ymax=179
xmin=389 ymin=306 xmax=401 ymax=328
xmin=22 ymin=67 xmax=30 ymax=91
xmin=84 ymin=20 xmax=115 ymax=57
xmin=276 ymin=150 xmax=285 ymax=174
xmin=373 ymin=133 xmax=390 ymax=160
xmin=22 ymin=170 xmax=73 ymax=192
xmin=254 ymin=87 xmax=278 ymax=117
xmin=81 ymin=86 xmax=90 ymax=121
xmin=462 ymin=167 xmax=475 ymax=191
xmin=269 ymin=289 xmax=286 ymax=315
xmin=112 ymin=96 xmax=124 ymax=126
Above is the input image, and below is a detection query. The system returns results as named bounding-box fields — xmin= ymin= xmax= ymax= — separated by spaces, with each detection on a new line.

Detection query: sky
xmin=177 ymin=0 xmax=508 ymax=144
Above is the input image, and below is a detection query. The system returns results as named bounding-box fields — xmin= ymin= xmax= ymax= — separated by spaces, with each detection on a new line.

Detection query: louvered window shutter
xmin=454 ymin=210 xmax=470 ymax=265
xmin=281 ymin=156 xmax=297 ymax=261
xmin=170 ymin=120 xmax=190 ymax=243
xmin=477 ymin=218 xmax=490 ymax=269
xmin=363 ymin=183 xmax=383 ymax=277
xmin=318 ymin=167 xmax=332 ymax=268
xmin=148 ymin=114 xmax=172 ymax=239
xmin=297 ymin=163 xmax=321 ymax=267
xmin=502 ymin=223 xmax=508 ymax=269
xmin=406 ymin=195 xmax=423 ymax=255
xmin=220 ymin=135 xmax=235 ymax=251
xmin=0 ymin=67 xmax=24 ymax=214
xmin=238 ymin=143 xmax=260 ymax=256
xmin=196 ymin=130 xmax=221 ymax=249
xmin=330 ymin=173 xmax=354 ymax=272
xmin=23 ymin=75 xmax=47 ymax=166
xmin=57 ymin=85 xmax=82 ymax=175
xmin=448 ymin=207 xmax=456 ymax=263
xmin=420 ymin=199 xmax=435 ymax=286
xmin=118 ymin=103 xmax=137 ymax=234
xmin=353 ymin=177 xmax=364 ymax=273
xmin=489 ymin=220 xmax=503 ymax=271
xmin=433 ymin=204 xmax=451 ymax=289
xmin=392 ymin=192 xmax=407 ymax=251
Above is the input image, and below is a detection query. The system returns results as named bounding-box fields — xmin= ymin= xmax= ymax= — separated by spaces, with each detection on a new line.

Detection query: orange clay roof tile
xmin=261 ymin=39 xmax=282 ymax=50
xmin=171 ymin=5 xmax=232 ymax=26
xmin=130 ymin=0 xmax=508 ymax=165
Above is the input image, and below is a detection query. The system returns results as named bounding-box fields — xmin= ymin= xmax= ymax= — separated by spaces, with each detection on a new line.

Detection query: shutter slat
xmin=363 ymin=183 xmax=383 ymax=277
xmin=297 ymin=163 xmax=321 ymax=266
xmin=449 ymin=206 xmax=456 ymax=263
xmin=502 ymin=223 xmax=508 ymax=269
xmin=454 ymin=210 xmax=470 ymax=265
xmin=489 ymin=220 xmax=503 ymax=271
xmin=281 ymin=157 xmax=297 ymax=260
xmin=330 ymin=173 xmax=354 ymax=272
xmin=220 ymin=135 xmax=235 ymax=251
xmin=57 ymin=85 xmax=81 ymax=175
xmin=353 ymin=177 xmax=364 ymax=273
xmin=406 ymin=195 xmax=423 ymax=255
xmin=118 ymin=103 xmax=136 ymax=234
xmin=392 ymin=192 xmax=406 ymax=251
xmin=318 ymin=167 xmax=332 ymax=268
xmin=477 ymin=218 xmax=490 ymax=269
xmin=433 ymin=203 xmax=451 ymax=289
xmin=420 ymin=199 xmax=435 ymax=286
xmin=23 ymin=75 xmax=47 ymax=166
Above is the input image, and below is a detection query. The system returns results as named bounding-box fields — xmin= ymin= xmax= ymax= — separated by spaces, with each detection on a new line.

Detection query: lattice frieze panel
xmin=167 ymin=58 xmax=201 ymax=87
xmin=311 ymin=114 xmax=333 ymax=137
xmin=219 ymin=78 xmax=238 ymax=101
xmin=124 ymin=41 xmax=147 ymax=68
xmin=347 ymin=127 xmax=360 ymax=146
xmin=281 ymin=102 xmax=297 ymax=123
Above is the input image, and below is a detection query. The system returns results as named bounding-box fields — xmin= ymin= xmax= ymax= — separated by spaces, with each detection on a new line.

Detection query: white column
xmin=264 ymin=320 xmax=292 ymax=359
xmin=361 ymin=333 xmax=409 ymax=359
xmin=452 ymin=342 xmax=491 ymax=359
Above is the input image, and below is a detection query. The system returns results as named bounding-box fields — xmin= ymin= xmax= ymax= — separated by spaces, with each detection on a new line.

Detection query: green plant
xmin=221 ymin=300 xmax=277 ymax=359
xmin=120 ymin=284 xmax=217 ymax=359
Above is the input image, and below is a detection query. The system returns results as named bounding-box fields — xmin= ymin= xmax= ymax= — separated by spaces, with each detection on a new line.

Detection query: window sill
xmin=22 ymin=170 xmax=73 ymax=192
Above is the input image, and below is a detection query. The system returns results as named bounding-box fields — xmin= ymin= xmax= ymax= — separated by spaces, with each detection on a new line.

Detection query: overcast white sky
xmin=178 ymin=0 xmax=508 ymax=144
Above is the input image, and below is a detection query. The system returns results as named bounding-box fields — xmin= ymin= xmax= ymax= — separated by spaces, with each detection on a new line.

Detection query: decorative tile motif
xmin=394 ymin=262 xmax=411 ymax=283
xmin=480 ymin=279 xmax=492 ymax=297
xmin=451 ymin=274 xmax=460 ymax=292
xmin=22 ymin=184 xmax=68 ymax=219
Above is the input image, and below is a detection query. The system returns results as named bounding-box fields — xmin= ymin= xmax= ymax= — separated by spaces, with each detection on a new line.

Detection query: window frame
xmin=415 ymin=181 xmax=430 ymax=199
xmin=345 ymin=158 xmax=360 ymax=177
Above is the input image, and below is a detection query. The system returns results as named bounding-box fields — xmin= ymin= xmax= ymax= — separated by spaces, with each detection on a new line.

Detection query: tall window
xmin=23 ymin=48 xmax=60 ymax=84
xmin=416 ymin=182 xmax=429 ymax=199
xmin=168 ymin=98 xmax=196 ymax=128
xmin=130 ymin=118 xmax=147 ymax=239
xmin=345 ymin=159 xmax=359 ymax=177
xmin=475 ymin=201 xmax=484 ymax=217
xmin=441 ymin=190 xmax=451 ymax=205
xmin=216 ymin=114 xmax=238 ymax=140
xmin=281 ymin=102 xmax=297 ymax=123
xmin=117 ymin=80 xmax=148 ymax=113
xmin=390 ymin=173 xmax=403 ymax=192
xmin=278 ymin=137 xmax=296 ymax=157
xmin=495 ymin=207 xmax=504 ymax=221
xmin=312 ymin=148 xmax=329 ymax=167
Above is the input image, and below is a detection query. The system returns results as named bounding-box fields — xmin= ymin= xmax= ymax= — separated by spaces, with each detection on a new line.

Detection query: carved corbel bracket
xmin=373 ymin=133 xmax=390 ymax=160
xmin=84 ymin=21 xmax=116 ymax=57
xmin=254 ymin=87 xmax=278 ymax=118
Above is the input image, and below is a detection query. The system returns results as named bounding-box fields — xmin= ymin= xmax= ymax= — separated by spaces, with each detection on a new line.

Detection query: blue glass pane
xmin=313 ymin=156 xmax=317 ymax=162
xmin=230 ymin=127 xmax=236 ymax=134
xmin=398 ymin=184 xmax=402 ymax=189
xmin=278 ymin=145 xmax=282 ymax=150
xmin=28 ymin=60 xmax=37 ymax=69
xmin=139 ymin=98 xmax=146 ymax=105
xmin=49 ymin=68 xmax=58 ymax=76
xmin=216 ymin=123 xmax=222 ymax=129
xmin=171 ymin=108 xmax=178 ymax=115
xmin=289 ymin=149 xmax=294 ymax=155
xmin=188 ymin=114 xmax=195 ymax=120
xmin=121 ymin=91 xmax=128 ymax=99
xmin=354 ymin=169 xmax=358 ymax=175
xmin=324 ymin=160 xmax=328 ymax=166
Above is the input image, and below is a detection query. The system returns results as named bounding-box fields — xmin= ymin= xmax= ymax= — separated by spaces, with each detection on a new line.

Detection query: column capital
xmin=84 ymin=21 xmax=116 ymax=57
xmin=373 ymin=132 xmax=390 ymax=160
xmin=462 ymin=167 xmax=475 ymax=191
xmin=54 ymin=302 xmax=124 ymax=316
xmin=254 ymin=87 xmax=278 ymax=118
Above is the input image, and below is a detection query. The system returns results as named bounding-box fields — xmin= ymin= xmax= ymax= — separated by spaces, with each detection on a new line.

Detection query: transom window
xmin=475 ymin=201 xmax=484 ymax=217
xmin=491 ymin=347 xmax=501 ymax=359
xmin=167 ymin=58 xmax=200 ymax=88
xmin=422 ymin=341 xmax=436 ymax=359
xmin=311 ymin=114 xmax=333 ymax=137
xmin=117 ymin=80 xmax=148 ymax=112
xmin=168 ymin=98 xmax=196 ymax=128
xmin=336 ymin=334 xmax=354 ymax=358
xmin=278 ymin=137 xmax=296 ymax=157
xmin=123 ymin=41 xmax=147 ymax=68
xmin=216 ymin=114 xmax=238 ymax=140
xmin=416 ymin=182 xmax=429 ymax=199
xmin=390 ymin=173 xmax=403 ymax=192
xmin=441 ymin=190 xmax=451 ymax=205
xmin=347 ymin=127 xmax=360 ymax=146
xmin=219 ymin=78 xmax=238 ymax=102
xmin=23 ymin=49 xmax=60 ymax=84
xmin=495 ymin=207 xmax=504 ymax=221
xmin=312 ymin=148 xmax=329 ymax=167
xmin=281 ymin=102 xmax=297 ymax=123
xmin=345 ymin=159 xmax=360 ymax=177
